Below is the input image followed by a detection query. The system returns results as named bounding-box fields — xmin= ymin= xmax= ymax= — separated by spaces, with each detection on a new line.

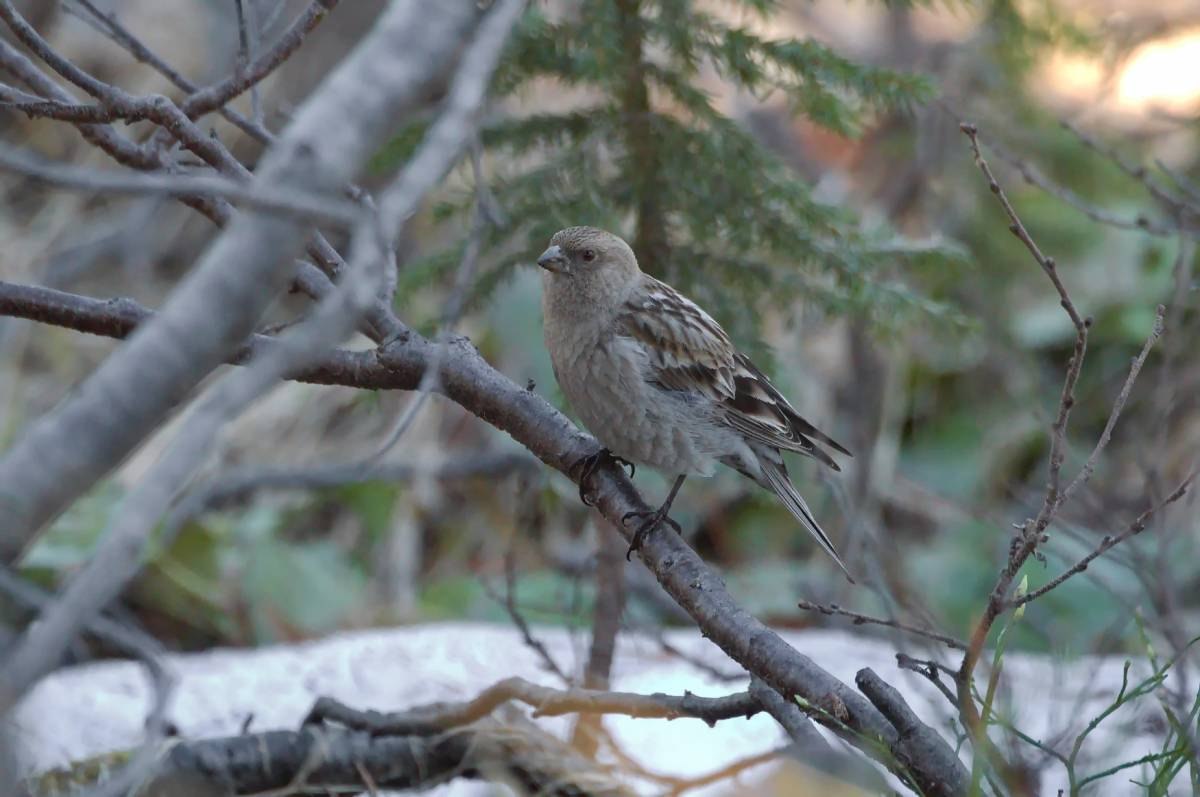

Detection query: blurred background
xmin=1 ymin=0 xmax=1197 ymax=688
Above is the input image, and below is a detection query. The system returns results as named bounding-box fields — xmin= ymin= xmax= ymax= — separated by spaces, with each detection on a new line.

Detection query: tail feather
xmin=756 ymin=455 xmax=854 ymax=583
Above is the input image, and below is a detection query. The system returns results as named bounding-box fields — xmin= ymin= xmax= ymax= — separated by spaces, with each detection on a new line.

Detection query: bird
xmin=537 ymin=225 xmax=854 ymax=579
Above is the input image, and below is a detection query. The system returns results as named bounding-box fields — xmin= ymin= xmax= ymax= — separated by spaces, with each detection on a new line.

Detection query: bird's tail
xmin=756 ymin=454 xmax=854 ymax=583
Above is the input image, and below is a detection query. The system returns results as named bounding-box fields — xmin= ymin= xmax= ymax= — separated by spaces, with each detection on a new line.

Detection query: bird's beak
xmin=537 ymin=245 xmax=571 ymax=276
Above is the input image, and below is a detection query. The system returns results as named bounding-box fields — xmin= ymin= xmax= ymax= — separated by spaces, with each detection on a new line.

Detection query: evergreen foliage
xmin=378 ymin=0 xmax=966 ymax=349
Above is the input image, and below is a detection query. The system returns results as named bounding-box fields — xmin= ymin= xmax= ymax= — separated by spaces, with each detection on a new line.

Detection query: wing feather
xmin=617 ymin=277 xmax=850 ymax=468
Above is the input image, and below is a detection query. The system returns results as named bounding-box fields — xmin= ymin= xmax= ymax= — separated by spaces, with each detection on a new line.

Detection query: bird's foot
xmin=571 ymin=448 xmax=636 ymax=506
xmin=621 ymin=505 xmax=682 ymax=560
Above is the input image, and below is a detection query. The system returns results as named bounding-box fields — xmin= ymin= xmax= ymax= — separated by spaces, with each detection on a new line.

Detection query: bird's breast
xmin=548 ymin=330 xmax=727 ymax=476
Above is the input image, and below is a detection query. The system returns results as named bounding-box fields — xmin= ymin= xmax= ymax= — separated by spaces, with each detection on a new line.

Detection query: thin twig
xmin=983 ymin=137 xmax=1174 ymax=236
xmin=958 ymin=122 xmax=1090 ymax=682
xmin=798 ymin=599 xmax=966 ymax=650
xmin=654 ymin=634 xmax=746 ymax=682
xmin=368 ymin=138 xmax=497 ymax=461
xmin=1055 ymin=304 xmax=1166 ymax=508
xmin=956 ymin=121 xmax=1095 ymax=785
xmin=955 ymin=121 xmax=1170 ymax=792
xmin=69 ymin=0 xmax=274 ymax=143
xmin=1012 ymin=473 xmax=1195 ymax=608
xmin=574 ymin=523 xmax=629 ymax=754
xmin=663 ymin=747 xmax=788 ymax=795
xmin=231 ymin=0 xmax=264 ymax=123
xmin=896 ymin=654 xmax=960 ymax=707
xmin=1062 ymin=120 xmax=1197 ymax=225
xmin=483 ymin=547 xmax=573 ymax=684
xmin=145 ymin=0 xmax=339 ymax=153
xmin=960 ymin=124 xmax=1088 ymax=331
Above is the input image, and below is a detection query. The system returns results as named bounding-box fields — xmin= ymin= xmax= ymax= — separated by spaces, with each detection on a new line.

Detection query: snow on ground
xmin=11 ymin=622 xmax=1163 ymax=795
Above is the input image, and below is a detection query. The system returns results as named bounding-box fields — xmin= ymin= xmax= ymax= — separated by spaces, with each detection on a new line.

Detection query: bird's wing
xmin=617 ymin=277 xmax=850 ymax=469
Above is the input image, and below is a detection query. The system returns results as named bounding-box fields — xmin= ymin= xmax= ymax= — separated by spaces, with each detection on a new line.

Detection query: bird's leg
xmin=622 ymin=474 xmax=686 ymax=560
xmin=571 ymin=448 xmax=636 ymax=506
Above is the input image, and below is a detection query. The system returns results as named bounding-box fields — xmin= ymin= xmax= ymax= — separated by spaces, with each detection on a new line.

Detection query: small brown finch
xmin=538 ymin=226 xmax=853 ymax=578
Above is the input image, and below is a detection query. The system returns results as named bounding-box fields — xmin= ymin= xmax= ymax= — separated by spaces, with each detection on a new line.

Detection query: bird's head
xmin=537 ymin=227 xmax=641 ymax=299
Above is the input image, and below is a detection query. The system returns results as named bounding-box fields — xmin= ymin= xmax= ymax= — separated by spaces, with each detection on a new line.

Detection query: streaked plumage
xmin=538 ymin=226 xmax=852 ymax=578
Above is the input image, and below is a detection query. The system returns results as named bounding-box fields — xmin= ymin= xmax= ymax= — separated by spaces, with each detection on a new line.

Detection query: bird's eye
xmin=581 ymin=249 xmax=596 ymax=262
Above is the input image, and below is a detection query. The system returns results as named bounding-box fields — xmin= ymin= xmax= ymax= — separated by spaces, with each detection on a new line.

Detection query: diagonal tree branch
xmin=0 ymin=280 xmax=971 ymax=795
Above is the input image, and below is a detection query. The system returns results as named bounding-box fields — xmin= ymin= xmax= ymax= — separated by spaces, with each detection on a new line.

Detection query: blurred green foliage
xmin=20 ymin=481 xmax=402 ymax=644
xmin=378 ymin=0 xmax=969 ymax=355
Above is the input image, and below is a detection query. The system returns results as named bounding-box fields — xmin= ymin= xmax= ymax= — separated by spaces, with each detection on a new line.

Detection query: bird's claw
xmin=571 ymin=448 xmax=635 ymax=506
xmin=621 ymin=507 xmax=682 ymax=560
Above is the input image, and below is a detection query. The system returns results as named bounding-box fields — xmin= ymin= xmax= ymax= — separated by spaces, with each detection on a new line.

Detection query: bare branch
xmin=983 ymin=137 xmax=1176 ymax=236
xmin=70 ymin=0 xmax=274 ymax=143
xmin=748 ymin=675 xmax=890 ymax=791
xmin=0 ymin=1 xmax=136 ymax=104
xmin=957 ymin=120 xmax=1094 ymax=779
xmin=896 ymin=654 xmax=960 ymax=707
xmin=0 ymin=38 xmax=159 ymax=170
xmin=0 ymin=141 xmax=363 ymax=224
xmin=0 ymin=82 xmax=151 ymax=122
xmin=957 ymin=123 xmax=1091 ymax=688
xmin=1 ymin=3 xmax=391 ymax=351
xmin=483 ymin=547 xmax=573 ymax=684
xmin=2 ymin=0 xmax=333 ymax=144
xmin=0 ymin=0 xmax=497 ymax=712
xmin=1013 ymin=473 xmax=1195 ymax=608
xmin=798 ymin=600 xmax=967 ymax=650
xmin=173 ymin=1 xmax=338 ymax=125
xmin=366 ymin=144 xmax=492 ymax=460
xmin=954 ymin=121 xmax=1170 ymax=790
xmin=0 ymin=0 xmax=479 ymax=564
xmin=1056 ymin=304 xmax=1166 ymax=507
xmin=1062 ymin=120 xmax=1199 ymax=225
xmin=0 ymin=0 xmax=376 ymax=320
xmin=857 ymin=668 xmax=962 ymax=790
xmin=305 ymin=676 xmax=762 ymax=733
